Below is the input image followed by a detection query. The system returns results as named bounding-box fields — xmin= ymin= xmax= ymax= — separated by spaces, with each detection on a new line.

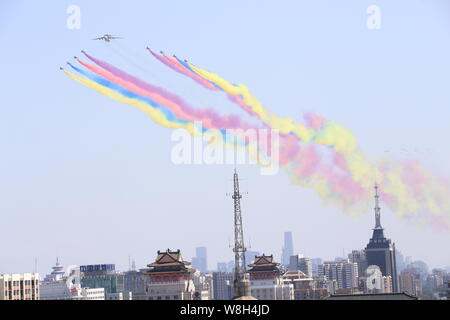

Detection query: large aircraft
xmin=92 ymin=34 xmax=123 ymax=42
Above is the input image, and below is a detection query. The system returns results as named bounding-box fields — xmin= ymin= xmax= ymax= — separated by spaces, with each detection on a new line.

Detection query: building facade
xmin=348 ymin=250 xmax=368 ymax=278
xmin=123 ymin=269 xmax=148 ymax=298
xmin=40 ymin=261 xmax=105 ymax=300
xmin=80 ymin=264 xmax=126 ymax=296
xmin=399 ymin=271 xmax=419 ymax=296
xmin=289 ymin=254 xmax=313 ymax=278
xmin=0 ymin=273 xmax=40 ymax=300
xmin=212 ymin=272 xmax=233 ymax=300
xmin=318 ymin=260 xmax=359 ymax=290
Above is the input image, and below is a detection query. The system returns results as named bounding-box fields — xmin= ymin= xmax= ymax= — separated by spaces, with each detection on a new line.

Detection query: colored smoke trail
xmin=147 ymin=50 xmax=450 ymax=228
xmin=64 ymin=50 xmax=450 ymax=229
xmin=66 ymin=55 xmax=370 ymax=207
xmin=76 ymin=55 xmax=257 ymax=131
xmin=148 ymin=49 xmax=359 ymax=153
xmin=65 ymin=57 xmax=282 ymax=165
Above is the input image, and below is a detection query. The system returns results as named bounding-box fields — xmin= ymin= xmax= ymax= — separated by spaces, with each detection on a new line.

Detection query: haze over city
xmin=1 ymin=0 xmax=450 ymax=280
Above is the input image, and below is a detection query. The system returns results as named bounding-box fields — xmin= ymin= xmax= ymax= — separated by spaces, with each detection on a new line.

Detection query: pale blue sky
xmin=1 ymin=0 xmax=450 ymax=275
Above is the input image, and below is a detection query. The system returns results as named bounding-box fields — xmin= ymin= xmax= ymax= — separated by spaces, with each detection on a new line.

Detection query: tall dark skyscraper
xmin=281 ymin=232 xmax=294 ymax=267
xmin=364 ymin=184 xmax=399 ymax=292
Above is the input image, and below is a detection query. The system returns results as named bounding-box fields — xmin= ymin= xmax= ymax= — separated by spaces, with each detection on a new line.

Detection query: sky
xmin=1 ymin=0 xmax=450 ymax=276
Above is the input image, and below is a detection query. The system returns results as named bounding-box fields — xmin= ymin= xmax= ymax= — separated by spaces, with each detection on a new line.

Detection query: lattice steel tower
xmin=231 ymin=169 xmax=250 ymax=298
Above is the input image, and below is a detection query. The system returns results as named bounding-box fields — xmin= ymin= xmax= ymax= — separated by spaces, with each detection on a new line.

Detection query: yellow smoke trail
xmin=63 ymin=70 xmax=274 ymax=169
xmin=187 ymin=64 xmax=450 ymax=226
xmin=63 ymin=70 xmax=201 ymax=136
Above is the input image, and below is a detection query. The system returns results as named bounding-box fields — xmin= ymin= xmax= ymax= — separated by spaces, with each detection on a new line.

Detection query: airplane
xmin=92 ymin=34 xmax=123 ymax=42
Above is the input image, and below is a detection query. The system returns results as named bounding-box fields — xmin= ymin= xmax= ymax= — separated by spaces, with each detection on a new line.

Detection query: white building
xmin=81 ymin=287 xmax=105 ymax=300
xmin=40 ymin=259 xmax=105 ymax=300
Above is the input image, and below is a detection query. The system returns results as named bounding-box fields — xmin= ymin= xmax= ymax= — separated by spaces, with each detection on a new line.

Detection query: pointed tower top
xmin=374 ymin=183 xmax=383 ymax=230
xmin=230 ymin=169 xmax=250 ymax=298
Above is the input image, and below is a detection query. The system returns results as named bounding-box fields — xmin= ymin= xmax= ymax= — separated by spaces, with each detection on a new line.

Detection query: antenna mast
xmin=374 ymin=183 xmax=382 ymax=229
xmin=230 ymin=169 xmax=252 ymax=298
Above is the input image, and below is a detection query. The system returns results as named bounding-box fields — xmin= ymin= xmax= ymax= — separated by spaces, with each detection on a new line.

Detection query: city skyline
xmin=1 ymin=0 xmax=450 ymax=277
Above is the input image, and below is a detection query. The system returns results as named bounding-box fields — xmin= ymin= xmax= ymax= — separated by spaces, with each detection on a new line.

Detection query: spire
xmin=374 ymin=183 xmax=382 ymax=229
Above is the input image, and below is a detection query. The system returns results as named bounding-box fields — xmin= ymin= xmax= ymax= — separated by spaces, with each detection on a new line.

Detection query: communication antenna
xmin=230 ymin=169 xmax=248 ymax=297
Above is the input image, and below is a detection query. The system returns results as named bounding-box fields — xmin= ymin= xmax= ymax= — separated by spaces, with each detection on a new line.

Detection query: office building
xmin=0 ymin=273 xmax=40 ymax=300
xmin=248 ymin=254 xmax=294 ymax=300
xmin=348 ymin=250 xmax=368 ymax=278
xmin=281 ymin=232 xmax=294 ymax=268
xmin=40 ymin=261 xmax=105 ymax=300
xmin=80 ymin=264 xmax=127 ymax=296
xmin=212 ymin=272 xmax=234 ymax=300
xmin=399 ymin=271 xmax=420 ymax=296
xmin=364 ymin=185 xmax=398 ymax=292
xmin=289 ymin=254 xmax=313 ymax=278
xmin=318 ymin=260 xmax=358 ymax=290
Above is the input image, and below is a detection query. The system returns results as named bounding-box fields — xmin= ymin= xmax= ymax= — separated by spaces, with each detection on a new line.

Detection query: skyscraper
xmin=192 ymin=247 xmax=208 ymax=273
xmin=281 ymin=232 xmax=294 ymax=268
xmin=364 ymin=184 xmax=399 ymax=292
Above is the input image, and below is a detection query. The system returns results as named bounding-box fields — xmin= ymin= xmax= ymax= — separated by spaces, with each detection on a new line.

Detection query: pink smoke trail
xmin=147 ymin=49 xmax=219 ymax=91
xmin=78 ymin=54 xmax=256 ymax=131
